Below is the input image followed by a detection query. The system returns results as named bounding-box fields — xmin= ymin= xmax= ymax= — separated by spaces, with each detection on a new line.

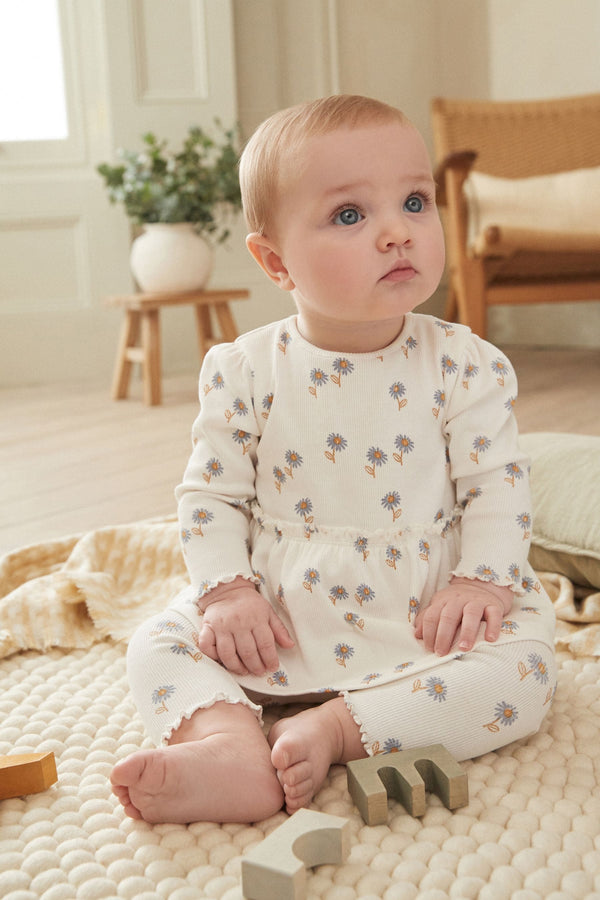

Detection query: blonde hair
xmin=239 ymin=94 xmax=410 ymax=236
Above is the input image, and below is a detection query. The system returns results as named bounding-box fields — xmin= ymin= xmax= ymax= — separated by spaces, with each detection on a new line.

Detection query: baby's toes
xmin=284 ymin=781 xmax=314 ymax=813
xmin=111 ymin=784 xmax=143 ymax=819
xmin=278 ymin=761 xmax=314 ymax=812
xmin=283 ymin=773 xmax=313 ymax=800
xmin=277 ymin=758 xmax=311 ymax=787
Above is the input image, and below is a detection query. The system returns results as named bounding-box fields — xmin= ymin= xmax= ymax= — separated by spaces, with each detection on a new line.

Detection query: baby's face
xmin=272 ymin=121 xmax=445 ymax=352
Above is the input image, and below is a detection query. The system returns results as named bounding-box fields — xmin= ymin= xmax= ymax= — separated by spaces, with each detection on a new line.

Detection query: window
xmin=0 ymin=0 xmax=68 ymax=142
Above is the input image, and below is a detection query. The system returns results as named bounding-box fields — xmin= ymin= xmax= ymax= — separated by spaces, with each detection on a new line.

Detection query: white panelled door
xmin=0 ymin=0 xmax=237 ymax=386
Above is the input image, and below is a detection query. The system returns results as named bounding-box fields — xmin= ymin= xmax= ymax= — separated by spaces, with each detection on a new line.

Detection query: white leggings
xmin=126 ymin=604 xmax=556 ymax=762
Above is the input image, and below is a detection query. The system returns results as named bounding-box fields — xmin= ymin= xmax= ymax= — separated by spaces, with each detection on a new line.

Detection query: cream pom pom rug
xmin=1 ymin=517 xmax=600 ymax=900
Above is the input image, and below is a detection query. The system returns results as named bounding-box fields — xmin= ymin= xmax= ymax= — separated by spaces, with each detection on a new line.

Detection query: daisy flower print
xmin=389 ymin=382 xmax=407 ymax=410
xmin=381 ymin=490 xmax=402 ymax=521
xmin=334 ymin=642 xmax=354 ymax=667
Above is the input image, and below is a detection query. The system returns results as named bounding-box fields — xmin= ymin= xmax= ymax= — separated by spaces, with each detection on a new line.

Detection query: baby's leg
xmin=343 ymin=639 xmax=557 ymax=762
xmin=268 ymin=697 xmax=367 ymax=813
xmin=111 ymin=700 xmax=283 ymax=824
xmin=111 ymin=608 xmax=283 ymax=824
xmin=269 ymin=638 xmax=556 ymax=814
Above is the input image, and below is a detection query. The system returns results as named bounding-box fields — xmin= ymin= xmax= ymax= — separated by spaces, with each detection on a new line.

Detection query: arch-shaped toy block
xmin=347 ymin=743 xmax=468 ymax=825
xmin=241 ymin=808 xmax=350 ymax=900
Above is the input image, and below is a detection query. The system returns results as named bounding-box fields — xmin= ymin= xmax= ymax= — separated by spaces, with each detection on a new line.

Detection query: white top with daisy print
xmin=175 ymin=313 xmax=555 ymax=695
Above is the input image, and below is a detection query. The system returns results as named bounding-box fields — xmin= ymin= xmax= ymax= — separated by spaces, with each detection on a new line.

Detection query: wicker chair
xmin=431 ymin=93 xmax=600 ymax=338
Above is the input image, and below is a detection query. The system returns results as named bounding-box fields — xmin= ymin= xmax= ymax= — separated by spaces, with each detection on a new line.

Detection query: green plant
xmin=97 ymin=122 xmax=242 ymax=244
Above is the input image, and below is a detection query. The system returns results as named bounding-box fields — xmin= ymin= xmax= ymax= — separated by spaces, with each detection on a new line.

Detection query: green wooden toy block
xmin=347 ymin=743 xmax=468 ymax=825
xmin=241 ymin=808 xmax=351 ymax=900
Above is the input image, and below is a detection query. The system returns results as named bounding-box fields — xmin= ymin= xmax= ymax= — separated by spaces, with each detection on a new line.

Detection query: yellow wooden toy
xmin=0 ymin=752 xmax=58 ymax=800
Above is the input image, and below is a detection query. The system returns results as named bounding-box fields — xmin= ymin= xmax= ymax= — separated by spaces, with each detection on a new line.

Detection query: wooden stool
xmin=107 ymin=288 xmax=249 ymax=405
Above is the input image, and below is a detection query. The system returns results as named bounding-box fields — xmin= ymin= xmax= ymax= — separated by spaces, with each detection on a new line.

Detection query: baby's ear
xmin=246 ymin=233 xmax=295 ymax=291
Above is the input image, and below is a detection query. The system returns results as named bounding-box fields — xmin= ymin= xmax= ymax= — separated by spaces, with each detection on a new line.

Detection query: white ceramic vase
xmin=130 ymin=223 xmax=214 ymax=293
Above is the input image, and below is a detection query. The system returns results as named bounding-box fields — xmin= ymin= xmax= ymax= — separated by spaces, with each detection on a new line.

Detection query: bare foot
xmin=268 ymin=697 xmax=366 ymax=813
xmin=111 ymin=703 xmax=284 ymax=824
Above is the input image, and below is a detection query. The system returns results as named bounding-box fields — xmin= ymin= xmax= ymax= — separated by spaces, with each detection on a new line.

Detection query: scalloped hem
xmin=158 ymin=693 xmax=263 ymax=746
xmin=196 ymin=572 xmax=262 ymax=600
xmin=340 ymin=691 xmax=375 ymax=757
xmin=450 ymin=569 xmax=528 ymax=596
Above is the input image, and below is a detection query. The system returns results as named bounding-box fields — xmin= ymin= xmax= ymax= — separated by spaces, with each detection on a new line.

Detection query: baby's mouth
xmin=380 ymin=261 xmax=416 ymax=283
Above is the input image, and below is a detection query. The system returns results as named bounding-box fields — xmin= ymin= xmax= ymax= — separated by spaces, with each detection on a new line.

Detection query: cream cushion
xmin=520 ymin=432 xmax=600 ymax=589
xmin=463 ymin=166 xmax=600 ymax=250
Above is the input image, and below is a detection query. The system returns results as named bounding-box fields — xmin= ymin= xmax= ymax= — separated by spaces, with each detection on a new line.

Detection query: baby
xmin=111 ymin=94 xmax=556 ymax=825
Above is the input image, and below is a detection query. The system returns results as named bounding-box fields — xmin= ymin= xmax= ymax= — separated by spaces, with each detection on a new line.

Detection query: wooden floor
xmin=1 ymin=346 xmax=599 ymax=557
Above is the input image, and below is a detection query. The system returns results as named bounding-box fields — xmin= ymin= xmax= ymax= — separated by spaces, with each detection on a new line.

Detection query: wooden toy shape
xmin=241 ymin=808 xmax=351 ymax=900
xmin=346 ymin=743 xmax=468 ymax=825
xmin=0 ymin=752 xmax=58 ymax=800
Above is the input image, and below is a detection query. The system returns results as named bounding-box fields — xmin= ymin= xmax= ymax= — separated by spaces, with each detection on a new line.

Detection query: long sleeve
xmin=175 ymin=342 xmax=261 ymax=600
xmin=441 ymin=336 xmax=532 ymax=593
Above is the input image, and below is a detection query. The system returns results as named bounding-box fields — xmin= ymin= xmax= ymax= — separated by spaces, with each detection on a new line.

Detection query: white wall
xmin=487 ymin=0 xmax=600 ymax=101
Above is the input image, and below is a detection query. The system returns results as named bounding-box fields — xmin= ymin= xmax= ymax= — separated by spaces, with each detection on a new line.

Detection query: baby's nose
xmin=376 ymin=215 xmax=411 ymax=250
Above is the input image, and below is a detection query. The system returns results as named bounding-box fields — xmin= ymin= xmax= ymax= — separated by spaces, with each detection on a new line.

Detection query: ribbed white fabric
xmin=129 ymin=313 xmax=557 ymax=749
xmin=128 ymin=598 xmax=556 ymax=755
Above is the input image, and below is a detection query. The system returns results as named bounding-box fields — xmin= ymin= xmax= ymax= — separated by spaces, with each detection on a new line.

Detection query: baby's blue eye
xmin=334 ymin=207 xmax=362 ymax=226
xmin=404 ymin=195 xmax=424 ymax=213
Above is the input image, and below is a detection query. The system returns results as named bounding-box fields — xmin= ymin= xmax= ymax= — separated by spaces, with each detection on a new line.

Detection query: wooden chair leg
xmin=111 ymin=309 xmax=140 ymax=400
xmin=194 ymin=304 xmax=214 ymax=358
xmin=457 ymin=260 xmax=487 ymax=339
xmin=215 ymin=301 xmax=239 ymax=343
xmin=444 ymin=280 xmax=459 ymax=323
xmin=141 ymin=309 xmax=161 ymax=405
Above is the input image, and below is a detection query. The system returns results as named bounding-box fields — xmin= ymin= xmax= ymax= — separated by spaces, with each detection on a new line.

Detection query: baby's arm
xmin=414 ymin=577 xmax=513 ymax=656
xmin=418 ymin=335 xmax=529 ymax=657
xmin=197 ymin=576 xmax=294 ymax=676
xmin=177 ymin=342 xmax=291 ymax=677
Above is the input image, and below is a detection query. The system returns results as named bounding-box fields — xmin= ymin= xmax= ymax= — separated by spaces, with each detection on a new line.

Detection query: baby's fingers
xmin=455 ymin=602 xmax=503 ymax=652
xmin=269 ymin=610 xmax=295 ymax=650
xmin=428 ymin=607 xmax=463 ymax=656
xmin=251 ymin=623 xmax=281 ymax=674
xmin=482 ymin=604 xmax=504 ymax=644
xmin=215 ymin=631 xmax=249 ymax=676
xmin=456 ymin=605 xmax=486 ymax=652
xmin=232 ymin=631 xmax=267 ymax=676
xmin=197 ymin=622 xmax=219 ymax=660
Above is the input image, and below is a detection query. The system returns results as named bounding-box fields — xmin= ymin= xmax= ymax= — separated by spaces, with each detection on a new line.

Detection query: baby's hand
xmin=197 ymin=578 xmax=294 ymax=676
xmin=413 ymin=577 xmax=513 ymax=656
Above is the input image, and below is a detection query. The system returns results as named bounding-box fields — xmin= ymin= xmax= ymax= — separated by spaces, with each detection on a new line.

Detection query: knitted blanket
xmin=1 ymin=519 xmax=600 ymax=900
